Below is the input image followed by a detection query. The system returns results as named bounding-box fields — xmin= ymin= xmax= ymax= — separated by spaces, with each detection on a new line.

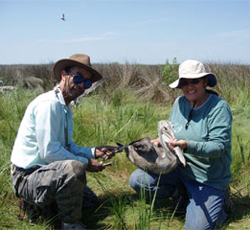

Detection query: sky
xmin=0 ymin=0 xmax=250 ymax=65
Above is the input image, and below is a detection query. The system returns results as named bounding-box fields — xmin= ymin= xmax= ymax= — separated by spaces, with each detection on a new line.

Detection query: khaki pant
xmin=11 ymin=160 xmax=90 ymax=223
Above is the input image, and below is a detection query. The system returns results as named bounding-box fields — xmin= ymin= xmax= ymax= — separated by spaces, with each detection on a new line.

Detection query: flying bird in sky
xmin=61 ymin=14 xmax=65 ymax=21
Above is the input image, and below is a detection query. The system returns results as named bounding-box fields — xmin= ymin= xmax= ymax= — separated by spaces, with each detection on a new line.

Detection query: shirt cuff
xmin=91 ymin=147 xmax=96 ymax=158
xmin=186 ymin=140 xmax=195 ymax=153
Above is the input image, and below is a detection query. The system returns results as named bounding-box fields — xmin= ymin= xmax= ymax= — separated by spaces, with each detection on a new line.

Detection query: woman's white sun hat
xmin=169 ymin=59 xmax=217 ymax=89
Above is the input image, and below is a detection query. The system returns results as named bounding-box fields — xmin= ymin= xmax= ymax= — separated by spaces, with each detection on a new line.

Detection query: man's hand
xmin=95 ymin=146 xmax=117 ymax=160
xmin=87 ymin=159 xmax=105 ymax=172
xmin=168 ymin=138 xmax=188 ymax=151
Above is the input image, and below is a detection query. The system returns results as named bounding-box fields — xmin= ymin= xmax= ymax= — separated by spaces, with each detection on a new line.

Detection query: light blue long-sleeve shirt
xmin=170 ymin=94 xmax=232 ymax=190
xmin=11 ymin=87 xmax=95 ymax=169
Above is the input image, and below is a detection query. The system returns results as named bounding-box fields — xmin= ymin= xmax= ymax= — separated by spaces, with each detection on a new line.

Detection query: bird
xmin=61 ymin=14 xmax=65 ymax=21
xmin=124 ymin=120 xmax=186 ymax=174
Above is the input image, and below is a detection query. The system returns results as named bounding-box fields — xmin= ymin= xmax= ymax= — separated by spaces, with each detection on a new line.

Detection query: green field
xmin=1 ymin=61 xmax=250 ymax=229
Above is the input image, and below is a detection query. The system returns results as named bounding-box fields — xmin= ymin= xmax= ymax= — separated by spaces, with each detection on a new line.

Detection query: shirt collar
xmin=53 ymin=85 xmax=66 ymax=105
xmin=53 ymin=85 xmax=74 ymax=115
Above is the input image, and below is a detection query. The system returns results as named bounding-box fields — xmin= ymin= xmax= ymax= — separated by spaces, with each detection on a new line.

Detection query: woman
xmin=129 ymin=59 xmax=233 ymax=230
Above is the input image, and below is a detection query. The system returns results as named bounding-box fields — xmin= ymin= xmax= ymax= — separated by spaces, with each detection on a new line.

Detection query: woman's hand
xmin=168 ymin=138 xmax=188 ymax=151
xmin=151 ymin=138 xmax=161 ymax=147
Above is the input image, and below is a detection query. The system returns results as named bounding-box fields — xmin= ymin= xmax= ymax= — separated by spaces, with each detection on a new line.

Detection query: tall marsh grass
xmin=0 ymin=61 xmax=250 ymax=229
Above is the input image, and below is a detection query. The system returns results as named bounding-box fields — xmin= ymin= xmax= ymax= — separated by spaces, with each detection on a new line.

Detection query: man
xmin=10 ymin=54 xmax=116 ymax=230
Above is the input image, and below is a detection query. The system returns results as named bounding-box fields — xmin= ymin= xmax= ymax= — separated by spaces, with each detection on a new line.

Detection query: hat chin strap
xmin=185 ymin=101 xmax=196 ymax=130
xmin=191 ymin=101 xmax=196 ymax=108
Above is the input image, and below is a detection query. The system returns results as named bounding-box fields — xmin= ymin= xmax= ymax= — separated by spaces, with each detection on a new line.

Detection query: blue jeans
xmin=129 ymin=168 xmax=227 ymax=230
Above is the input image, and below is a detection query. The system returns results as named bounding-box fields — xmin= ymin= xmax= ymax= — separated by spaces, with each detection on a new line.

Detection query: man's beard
xmin=63 ymin=79 xmax=84 ymax=101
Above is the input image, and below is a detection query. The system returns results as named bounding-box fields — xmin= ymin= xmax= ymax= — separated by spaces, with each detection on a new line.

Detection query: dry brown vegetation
xmin=1 ymin=61 xmax=250 ymax=106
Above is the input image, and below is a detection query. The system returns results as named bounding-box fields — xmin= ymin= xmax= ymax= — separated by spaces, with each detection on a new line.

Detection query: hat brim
xmin=169 ymin=73 xmax=217 ymax=89
xmin=53 ymin=59 xmax=103 ymax=83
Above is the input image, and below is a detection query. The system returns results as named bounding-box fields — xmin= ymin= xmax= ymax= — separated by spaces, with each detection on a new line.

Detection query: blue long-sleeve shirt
xmin=11 ymin=87 xmax=95 ymax=169
xmin=170 ymin=94 xmax=232 ymax=190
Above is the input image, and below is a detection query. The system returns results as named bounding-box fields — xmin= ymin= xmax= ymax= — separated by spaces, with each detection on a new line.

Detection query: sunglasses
xmin=70 ymin=73 xmax=92 ymax=89
xmin=180 ymin=79 xmax=201 ymax=87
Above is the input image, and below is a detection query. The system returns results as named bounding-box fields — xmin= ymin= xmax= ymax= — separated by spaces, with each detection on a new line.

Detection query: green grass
xmin=1 ymin=62 xmax=250 ymax=229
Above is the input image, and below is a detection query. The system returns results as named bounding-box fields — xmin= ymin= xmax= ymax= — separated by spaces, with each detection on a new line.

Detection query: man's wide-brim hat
xmin=169 ymin=59 xmax=217 ymax=89
xmin=53 ymin=54 xmax=103 ymax=83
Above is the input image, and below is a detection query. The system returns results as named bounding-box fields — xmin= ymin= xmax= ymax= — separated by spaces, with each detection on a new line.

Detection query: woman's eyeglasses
xmin=69 ymin=73 xmax=92 ymax=89
xmin=181 ymin=79 xmax=200 ymax=87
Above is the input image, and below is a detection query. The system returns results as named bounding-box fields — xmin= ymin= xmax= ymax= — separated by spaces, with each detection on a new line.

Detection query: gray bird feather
xmin=124 ymin=120 xmax=186 ymax=174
